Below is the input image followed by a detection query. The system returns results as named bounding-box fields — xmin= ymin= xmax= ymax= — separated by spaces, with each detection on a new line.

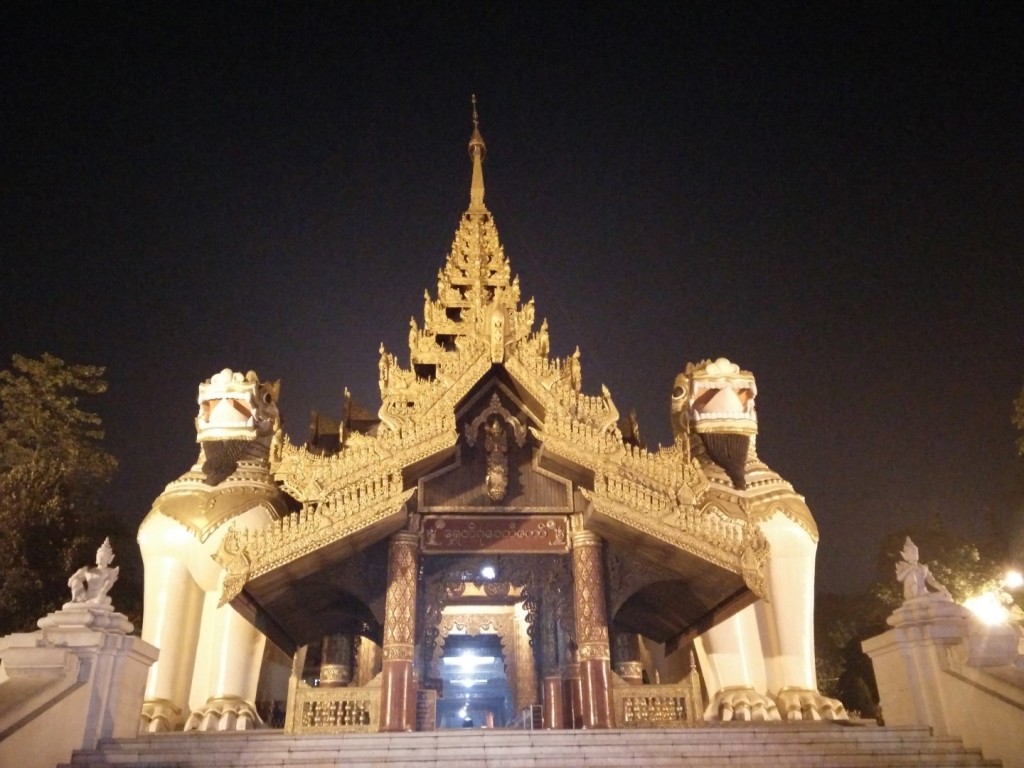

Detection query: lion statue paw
xmin=705 ymin=686 xmax=781 ymax=721
xmin=139 ymin=698 xmax=184 ymax=733
xmin=184 ymin=696 xmax=262 ymax=731
xmin=775 ymin=688 xmax=848 ymax=721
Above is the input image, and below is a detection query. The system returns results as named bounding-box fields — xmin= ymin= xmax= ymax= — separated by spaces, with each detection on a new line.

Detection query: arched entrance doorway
xmin=430 ymin=602 xmax=534 ymax=727
xmin=435 ymin=631 xmax=509 ymax=728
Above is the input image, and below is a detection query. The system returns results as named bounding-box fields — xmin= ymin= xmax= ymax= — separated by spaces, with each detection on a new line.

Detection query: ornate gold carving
xmin=484 ymin=417 xmax=509 ymax=500
xmin=383 ymin=533 xmax=419 ymax=658
xmin=740 ymin=521 xmax=771 ymax=600
xmin=483 ymin=580 xmax=511 ymax=599
xmin=417 ymin=443 xmax=575 ymax=515
xmin=464 ymin=392 xmax=528 ymax=448
xmin=382 ymin=644 xmax=415 ymax=662
xmin=444 ymin=581 xmax=466 ymax=600
xmin=291 ymin=686 xmax=380 ymax=733
xmin=577 ymin=642 xmax=611 ymax=662
xmin=418 ymin=554 xmax=570 ymax=705
xmin=318 ymin=664 xmax=351 ymax=686
xmin=614 ymin=681 xmax=703 ymax=728
xmin=615 ymin=661 xmax=644 ymax=681
xmin=429 ymin=614 xmax=511 ymax=678
xmin=275 ymin=418 xmax=455 ymax=504
xmin=218 ymin=483 xmax=414 ymax=601
xmin=212 ymin=527 xmax=251 ymax=606
xmin=580 ymin=488 xmax=772 ymax=600
xmin=422 ymin=515 xmax=569 ymax=554
xmin=571 ymin=534 xmax=610 ymax=654
xmin=464 ymin=392 xmax=529 ymax=502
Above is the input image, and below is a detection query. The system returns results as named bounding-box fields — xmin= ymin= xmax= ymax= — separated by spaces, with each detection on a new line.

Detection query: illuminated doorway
xmin=436 ymin=633 xmax=512 ymax=728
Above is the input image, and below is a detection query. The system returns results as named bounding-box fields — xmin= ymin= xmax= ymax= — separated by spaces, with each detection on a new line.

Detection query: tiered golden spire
xmin=468 ymin=94 xmax=487 ymax=214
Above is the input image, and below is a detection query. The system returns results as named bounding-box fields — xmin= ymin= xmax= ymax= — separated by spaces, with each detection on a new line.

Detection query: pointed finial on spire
xmin=468 ymin=94 xmax=487 ymax=214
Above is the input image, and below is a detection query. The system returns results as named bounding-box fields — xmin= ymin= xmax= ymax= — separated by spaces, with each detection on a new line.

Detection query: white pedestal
xmin=863 ymin=595 xmax=1024 ymax=768
xmin=0 ymin=602 xmax=158 ymax=768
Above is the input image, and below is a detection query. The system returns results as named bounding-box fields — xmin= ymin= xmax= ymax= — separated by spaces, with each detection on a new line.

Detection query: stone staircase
xmin=61 ymin=723 xmax=1001 ymax=767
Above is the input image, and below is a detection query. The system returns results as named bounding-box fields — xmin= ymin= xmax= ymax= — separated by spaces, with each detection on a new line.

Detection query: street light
xmin=1002 ymin=569 xmax=1023 ymax=590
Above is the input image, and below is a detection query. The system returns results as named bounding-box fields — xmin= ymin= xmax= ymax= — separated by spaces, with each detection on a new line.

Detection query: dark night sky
xmin=2 ymin=3 xmax=1022 ymax=593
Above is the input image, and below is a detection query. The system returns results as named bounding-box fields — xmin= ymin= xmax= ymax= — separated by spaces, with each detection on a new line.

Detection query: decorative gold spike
xmin=468 ymin=95 xmax=487 ymax=212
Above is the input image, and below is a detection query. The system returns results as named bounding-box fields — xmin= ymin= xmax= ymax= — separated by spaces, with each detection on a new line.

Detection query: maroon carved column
xmin=320 ymin=633 xmax=355 ymax=687
xmin=571 ymin=530 xmax=614 ymax=728
xmin=379 ymin=531 xmax=420 ymax=732
xmin=539 ymin=600 xmax=563 ymax=729
xmin=543 ymin=676 xmax=564 ymax=729
xmin=562 ymin=647 xmax=583 ymax=729
xmin=611 ymin=631 xmax=644 ymax=685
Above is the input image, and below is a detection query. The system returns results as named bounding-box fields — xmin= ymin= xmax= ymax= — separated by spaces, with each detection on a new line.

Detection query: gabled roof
xmin=221 ymin=105 xmax=771 ymax=651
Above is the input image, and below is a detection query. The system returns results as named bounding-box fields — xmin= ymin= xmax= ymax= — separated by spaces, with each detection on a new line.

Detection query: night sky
xmin=3 ymin=4 xmax=1022 ymax=593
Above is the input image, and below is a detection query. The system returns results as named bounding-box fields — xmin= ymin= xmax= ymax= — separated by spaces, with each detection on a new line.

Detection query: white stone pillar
xmin=861 ymin=596 xmax=971 ymax=734
xmin=0 ymin=603 xmax=158 ymax=768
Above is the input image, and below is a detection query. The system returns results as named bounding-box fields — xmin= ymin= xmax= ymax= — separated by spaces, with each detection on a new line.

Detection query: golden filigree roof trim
xmin=275 ymin=411 xmax=456 ymax=500
xmin=530 ymin=422 xmax=627 ymax=470
xmin=230 ymin=486 xmax=417 ymax=588
xmin=593 ymin=472 xmax=676 ymax=518
xmin=581 ymin=489 xmax=770 ymax=600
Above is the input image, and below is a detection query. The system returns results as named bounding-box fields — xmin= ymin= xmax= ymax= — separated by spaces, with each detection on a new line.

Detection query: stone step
xmin=75 ymin=723 xmax=967 ymax=747
xmin=64 ymin=725 xmax=1001 ymax=768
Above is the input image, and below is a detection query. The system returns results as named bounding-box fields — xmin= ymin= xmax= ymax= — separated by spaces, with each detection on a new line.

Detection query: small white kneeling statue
xmin=895 ymin=536 xmax=952 ymax=601
xmin=68 ymin=537 xmax=120 ymax=606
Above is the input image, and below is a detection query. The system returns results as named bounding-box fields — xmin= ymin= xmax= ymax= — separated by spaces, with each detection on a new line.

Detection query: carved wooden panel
xmin=422 ymin=515 xmax=569 ymax=554
xmin=420 ymin=445 xmax=572 ymax=512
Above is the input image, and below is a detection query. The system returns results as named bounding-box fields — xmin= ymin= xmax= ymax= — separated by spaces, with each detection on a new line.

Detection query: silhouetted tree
xmin=0 ymin=354 xmax=131 ymax=633
xmin=1013 ymin=382 xmax=1024 ymax=456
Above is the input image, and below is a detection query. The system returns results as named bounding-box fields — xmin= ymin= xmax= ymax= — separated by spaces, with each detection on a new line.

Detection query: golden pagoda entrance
xmin=225 ymin=105 xmax=756 ymax=736
xmin=259 ymin=302 xmax=733 ymax=735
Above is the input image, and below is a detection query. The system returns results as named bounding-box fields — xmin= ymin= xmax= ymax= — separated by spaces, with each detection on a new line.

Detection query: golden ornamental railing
xmin=611 ymin=672 xmax=704 ymax=728
xmin=284 ymin=677 xmax=437 ymax=734
xmin=286 ymin=683 xmax=380 ymax=734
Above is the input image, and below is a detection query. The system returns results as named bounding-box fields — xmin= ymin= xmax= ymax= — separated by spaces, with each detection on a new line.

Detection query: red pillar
xmin=571 ymin=530 xmax=614 ymax=728
xmin=542 ymin=676 xmax=564 ymax=729
xmin=379 ymin=531 xmax=420 ymax=732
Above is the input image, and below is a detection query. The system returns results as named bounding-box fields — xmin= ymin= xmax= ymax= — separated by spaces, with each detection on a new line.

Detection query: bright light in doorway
xmin=452 ymin=677 xmax=486 ymax=687
xmin=443 ymin=653 xmax=494 ymax=668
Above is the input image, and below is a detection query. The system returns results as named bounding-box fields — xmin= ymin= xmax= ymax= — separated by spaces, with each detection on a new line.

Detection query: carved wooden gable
xmin=418 ymin=375 xmax=572 ymax=515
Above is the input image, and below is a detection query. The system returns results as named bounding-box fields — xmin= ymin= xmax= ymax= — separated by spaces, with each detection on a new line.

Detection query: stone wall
xmin=863 ymin=595 xmax=1024 ymax=768
xmin=0 ymin=603 xmax=157 ymax=768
